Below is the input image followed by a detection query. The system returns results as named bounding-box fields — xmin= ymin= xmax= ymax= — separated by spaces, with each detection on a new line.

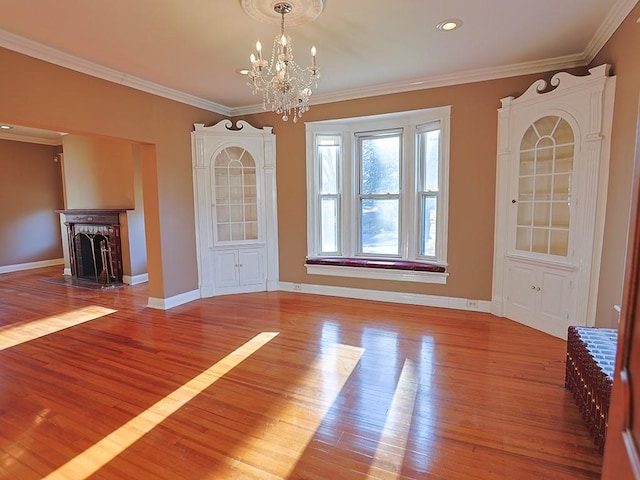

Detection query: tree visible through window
xmin=358 ymin=131 xmax=401 ymax=256
xmin=305 ymin=107 xmax=451 ymax=283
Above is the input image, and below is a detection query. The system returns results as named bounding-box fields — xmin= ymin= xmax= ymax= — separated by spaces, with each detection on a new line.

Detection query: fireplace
xmin=59 ymin=209 xmax=126 ymax=286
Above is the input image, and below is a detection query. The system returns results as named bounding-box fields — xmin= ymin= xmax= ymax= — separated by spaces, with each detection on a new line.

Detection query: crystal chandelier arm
xmin=244 ymin=1 xmax=320 ymax=123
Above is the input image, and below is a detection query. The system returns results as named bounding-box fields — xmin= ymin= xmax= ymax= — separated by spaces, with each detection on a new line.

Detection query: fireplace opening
xmin=76 ymin=233 xmax=115 ymax=283
xmin=59 ymin=209 xmax=126 ymax=287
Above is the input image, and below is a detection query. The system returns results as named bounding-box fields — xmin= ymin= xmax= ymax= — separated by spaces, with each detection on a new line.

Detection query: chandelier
xmin=246 ymin=2 xmax=319 ymax=122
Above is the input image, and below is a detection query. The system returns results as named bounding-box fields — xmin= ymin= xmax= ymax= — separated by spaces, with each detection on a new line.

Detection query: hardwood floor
xmin=0 ymin=267 xmax=602 ymax=479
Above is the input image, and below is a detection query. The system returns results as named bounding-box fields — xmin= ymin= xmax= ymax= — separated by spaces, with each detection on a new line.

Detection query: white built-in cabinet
xmin=192 ymin=120 xmax=278 ymax=297
xmin=492 ymin=65 xmax=615 ymax=338
xmin=213 ymin=248 xmax=264 ymax=289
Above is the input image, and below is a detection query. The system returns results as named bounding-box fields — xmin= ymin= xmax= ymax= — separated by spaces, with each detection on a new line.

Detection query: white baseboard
xmin=123 ymin=273 xmax=149 ymax=285
xmin=147 ymin=289 xmax=200 ymax=310
xmin=278 ymin=281 xmax=492 ymax=313
xmin=0 ymin=258 xmax=64 ymax=275
xmin=490 ymin=299 xmax=504 ymax=317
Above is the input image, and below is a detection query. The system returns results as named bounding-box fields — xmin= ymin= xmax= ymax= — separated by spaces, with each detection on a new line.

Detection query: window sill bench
xmin=304 ymin=258 xmax=448 ymax=284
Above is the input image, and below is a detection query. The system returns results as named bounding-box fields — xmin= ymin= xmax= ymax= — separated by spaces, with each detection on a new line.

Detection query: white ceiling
xmin=0 ymin=0 xmax=637 ymax=122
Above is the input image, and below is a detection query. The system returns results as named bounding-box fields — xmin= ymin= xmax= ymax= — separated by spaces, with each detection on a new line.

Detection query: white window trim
xmin=305 ymin=107 xmax=451 ymax=284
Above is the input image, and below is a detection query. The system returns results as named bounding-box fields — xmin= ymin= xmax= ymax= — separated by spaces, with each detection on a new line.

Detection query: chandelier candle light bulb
xmin=246 ymin=1 xmax=320 ymax=122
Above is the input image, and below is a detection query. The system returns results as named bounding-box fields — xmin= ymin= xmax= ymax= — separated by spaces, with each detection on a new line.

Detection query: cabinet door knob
xmin=512 ymin=199 xmax=517 ymax=204
xmin=531 ymin=285 xmax=536 ymax=289
xmin=536 ymin=287 xmax=541 ymax=291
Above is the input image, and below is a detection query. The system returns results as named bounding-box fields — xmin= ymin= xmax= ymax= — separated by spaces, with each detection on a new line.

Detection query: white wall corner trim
xmin=278 ymin=281 xmax=491 ymax=313
xmin=0 ymin=258 xmax=64 ymax=274
xmin=123 ymin=273 xmax=149 ymax=285
xmin=147 ymin=289 xmax=201 ymax=310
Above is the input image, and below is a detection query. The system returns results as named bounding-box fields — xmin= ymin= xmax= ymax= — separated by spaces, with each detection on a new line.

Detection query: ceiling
xmin=0 ymin=0 xmax=637 ymax=124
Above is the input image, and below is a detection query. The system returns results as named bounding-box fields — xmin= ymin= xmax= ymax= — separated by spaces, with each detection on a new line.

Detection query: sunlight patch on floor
xmin=367 ymin=359 xmax=419 ymax=479
xmin=0 ymin=305 xmax=117 ymax=351
xmin=204 ymin=342 xmax=365 ymax=479
xmin=42 ymin=331 xmax=280 ymax=480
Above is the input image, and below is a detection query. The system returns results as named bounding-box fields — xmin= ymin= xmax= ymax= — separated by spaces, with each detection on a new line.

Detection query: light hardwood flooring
xmin=0 ymin=267 xmax=602 ymax=479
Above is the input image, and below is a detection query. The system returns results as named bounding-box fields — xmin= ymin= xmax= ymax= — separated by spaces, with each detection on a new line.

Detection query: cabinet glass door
xmin=213 ymin=147 xmax=258 ymax=242
xmin=516 ymin=116 xmax=574 ymax=257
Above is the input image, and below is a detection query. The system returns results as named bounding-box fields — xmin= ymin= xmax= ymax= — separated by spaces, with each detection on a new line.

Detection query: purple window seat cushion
xmin=305 ymin=257 xmax=446 ymax=273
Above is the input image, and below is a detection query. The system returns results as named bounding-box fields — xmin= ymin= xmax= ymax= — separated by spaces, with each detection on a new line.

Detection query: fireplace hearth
xmin=59 ymin=209 xmax=127 ymax=287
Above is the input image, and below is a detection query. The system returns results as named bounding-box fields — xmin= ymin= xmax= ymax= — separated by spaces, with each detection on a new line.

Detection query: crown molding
xmin=0 ymin=30 xmax=231 ymax=116
xmin=0 ymin=131 xmax=62 ymax=146
xmin=583 ymin=0 xmax=640 ymax=62
xmin=230 ymin=52 xmax=587 ymax=116
xmin=1 ymin=0 xmax=635 ymax=119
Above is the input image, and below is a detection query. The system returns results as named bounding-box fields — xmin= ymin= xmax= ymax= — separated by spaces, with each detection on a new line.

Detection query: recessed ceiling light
xmin=0 ymin=125 xmax=12 ymax=130
xmin=437 ymin=19 xmax=462 ymax=31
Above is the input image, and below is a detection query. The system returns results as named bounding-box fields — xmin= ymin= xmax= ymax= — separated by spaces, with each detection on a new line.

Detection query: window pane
xmin=360 ymin=135 xmax=400 ymax=195
xmin=532 ymin=228 xmax=549 ymax=254
xmin=536 ymin=146 xmax=554 ymax=174
xmin=360 ymin=198 xmax=399 ymax=255
xmin=420 ymin=195 xmax=437 ymax=257
xmin=520 ymin=125 xmax=537 ymax=151
xmin=244 ymin=168 xmax=256 ymax=187
xmin=556 ymin=145 xmax=574 ymax=173
xmin=517 ymin=202 xmax=532 ymax=226
xmin=516 ymin=227 xmax=532 ymax=251
xmin=231 ymin=223 xmax=244 ymax=241
xmin=534 ymin=116 xmax=559 ymax=137
xmin=554 ymin=118 xmax=574 ymax=144
xmin=550 ymin=229 xmax=569 ymax=256
xmin=554 ymin=173 xmax=571 ymax=200
xmin=519 ymin=150 xmax=535 ymax=175
xmin=320 ymin=149 xmax=338 ymax=194
xmin=246 ymin=222 xmax=258 ymax=240
xmin=551 ymin=202 xmax=570 ymax=228
xmin=318 ymin=135 xmax=340 ymax=195
xmin=320 ymin=196 xmax=338 ymax=253
xmin=319 ymin=139 xmax=339 ymax=194
xmin=533 ymin=203 xmax=550 ymax=227
xmin=519 ymin=176 xmax=534 ymax=201
xmin=244 ymin=204 xmax=257 ymax=223
xmin=535 ymin=175 xmax=552 ymax=201
xmin=217 ymin=224 xmax=230 ymax=242
xmin=420 ymin=130 xmax=440 ymax=191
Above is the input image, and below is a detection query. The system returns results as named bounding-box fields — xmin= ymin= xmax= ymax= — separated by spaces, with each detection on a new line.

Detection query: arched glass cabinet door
xmin=212 ymin=146 xmax=258 ymax=243
xmin=516 ymin=115 xmax=574 ymax=257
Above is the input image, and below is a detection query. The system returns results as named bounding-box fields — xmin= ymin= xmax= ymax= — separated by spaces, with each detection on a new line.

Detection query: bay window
xmin=305 ymin=107 xmax=450 ymax=284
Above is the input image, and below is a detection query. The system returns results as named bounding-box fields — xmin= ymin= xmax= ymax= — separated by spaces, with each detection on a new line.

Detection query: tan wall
xmin=589 ymin=2 xmax=640 ymax=327
xmin=238 ymin=8 xmax=640 ymax=317
xmin=61 ymin=134 xmax=135 ymax=209
xmin=60 ymin=134 xmax=148 ymax=279
xmin=125 ymin=148 xmax=148 ymax=278
xmin=0 ymin=4 xmax=637 ymax=311
xmin=0 ymin=47 xmax=223 ymax=298
xmin=238 ymin=74 xmax=562 ymax=301
xmin=0 ymin=139 xmax=64 ymax=266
